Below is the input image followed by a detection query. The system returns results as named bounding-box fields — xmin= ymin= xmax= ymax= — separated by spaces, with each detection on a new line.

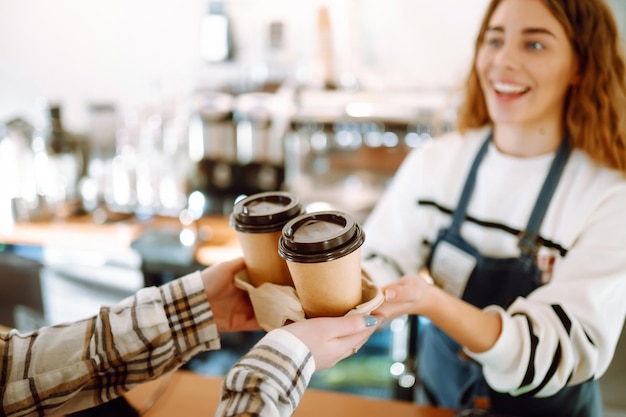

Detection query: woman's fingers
xmin=283 ymin=314 xmax=380 ymax=370
xmin=372 ymin=273 xmax=435 ymax=319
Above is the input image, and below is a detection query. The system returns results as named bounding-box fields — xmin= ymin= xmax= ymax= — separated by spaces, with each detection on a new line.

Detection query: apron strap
xmin=448 ymin=133 xmax=492 ymax=232
xmin=448 ymin=132 xmax=572 ymax=258
xmin=518 ymin=138 xmax=572 ymax=257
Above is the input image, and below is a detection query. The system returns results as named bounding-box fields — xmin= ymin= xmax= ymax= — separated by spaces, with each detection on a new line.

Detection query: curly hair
xmin=456 ymin=0 xmax=626 ymax=174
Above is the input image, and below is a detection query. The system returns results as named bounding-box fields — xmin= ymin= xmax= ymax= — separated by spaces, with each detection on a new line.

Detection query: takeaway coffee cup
xmin=278 ymin=210 xmax=365 ymax=318
xmin=230 ymin=191 xmax=302 ymax=287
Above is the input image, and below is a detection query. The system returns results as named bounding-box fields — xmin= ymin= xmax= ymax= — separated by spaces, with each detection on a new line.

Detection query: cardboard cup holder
xmin=234 ymin=269 xmax=384 ymax=331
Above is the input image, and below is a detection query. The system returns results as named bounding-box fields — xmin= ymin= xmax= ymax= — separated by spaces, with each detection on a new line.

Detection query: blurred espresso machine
xmin=282 ymin=89 xmax=456 ymax=223
xmin=188 ymin=90 xmax=288 ymax=215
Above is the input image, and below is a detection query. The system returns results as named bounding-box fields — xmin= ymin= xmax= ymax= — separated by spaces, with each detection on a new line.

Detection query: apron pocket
xmin=419 ymin=324 xmax=485 ymax=409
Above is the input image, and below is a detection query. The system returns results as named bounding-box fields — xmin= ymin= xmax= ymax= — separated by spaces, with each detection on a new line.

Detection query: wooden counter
xmin=125 ymin=370 xmax=456 ymax=417
xmin=0 ymin=215 xmax=243 ymax=266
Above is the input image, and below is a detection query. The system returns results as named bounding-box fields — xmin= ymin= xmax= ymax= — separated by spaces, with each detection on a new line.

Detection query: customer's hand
xmin=373 ymin=272 xmax=435 ymax=320
xmin=283 ymin=314 xmax=380 ymax=370
xmin=201 ymin=257 xmax=261 ymax=333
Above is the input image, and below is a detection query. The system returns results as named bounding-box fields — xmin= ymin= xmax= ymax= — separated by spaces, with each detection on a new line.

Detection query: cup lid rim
xmin=278 ymin=210 xmax=365 ymax=262
xmin=231 ymin=191 xmax=302 ymax=233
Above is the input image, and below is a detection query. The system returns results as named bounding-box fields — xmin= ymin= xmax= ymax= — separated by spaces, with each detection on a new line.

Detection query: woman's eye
xmin=485 ymin=38 xmax=503 ymax=48
xmin=527 ymin=41 xmax=544 ymax=50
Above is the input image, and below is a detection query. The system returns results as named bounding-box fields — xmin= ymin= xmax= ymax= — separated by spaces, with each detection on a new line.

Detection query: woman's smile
xmin=491 ymin=79 xmax=531 ymax=102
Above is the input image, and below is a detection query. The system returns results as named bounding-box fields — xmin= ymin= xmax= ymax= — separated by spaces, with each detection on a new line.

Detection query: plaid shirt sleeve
xmin=216 ymin=328 xmax=315 ymax=417
xmin=0 ymin=271 xmax=220 ymax=417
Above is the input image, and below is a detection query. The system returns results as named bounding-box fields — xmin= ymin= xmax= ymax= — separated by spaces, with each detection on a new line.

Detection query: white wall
xmin=607 ymin=0 xmax=626 ymax=35
xmin=0 ymin=0 xmax=207 ymax=131
xmin=348 ymin=0 xmax=489 ymax=90
xmin=0 ymin=0 xmax=493 ymax=132
xmin=2 ymin=0 xmax=624 ymax=133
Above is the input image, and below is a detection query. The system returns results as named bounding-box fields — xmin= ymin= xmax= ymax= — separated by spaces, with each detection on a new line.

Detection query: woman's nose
xmin=493 ymin=41 xmax=520 ymax=68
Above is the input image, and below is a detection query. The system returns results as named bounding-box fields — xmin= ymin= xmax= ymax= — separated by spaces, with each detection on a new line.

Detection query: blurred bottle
xmin=188 ymin=91 xmax=237 ymax=215
xmin=134 ymin=108 xmax=163 ymax=220
xmin=32 ymin=100 xmax=83 ymax=218
xmin=0 ymin=120 xmax=33 ymax=209
xmin=108 ymin=109 xmax=139 ymax=215
xmin=132 ymin=91 xmax=193 ymax=220
xmin=80 ymin=103 xmax=127 ymax=220
xmin=315 ymin=6 xmax=336 ymax=90
xmin=158 ymin=97 xmax=192 ymax=217
xmin=0 ymin=122 xmax=20 ymax=231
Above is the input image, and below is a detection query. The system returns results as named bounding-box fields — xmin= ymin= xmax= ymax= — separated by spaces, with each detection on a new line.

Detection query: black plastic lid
xmin=278 ymin=210 xmax=365 ymax=263
xmin=230 ymin=191 xmax=302 ymax=233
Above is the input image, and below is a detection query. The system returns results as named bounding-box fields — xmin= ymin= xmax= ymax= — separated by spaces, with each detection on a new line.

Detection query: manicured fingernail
xmin=384 ymin=289 xmax=396 ymax=301
xmin=364 ymin=315 xmax=378 ymax=327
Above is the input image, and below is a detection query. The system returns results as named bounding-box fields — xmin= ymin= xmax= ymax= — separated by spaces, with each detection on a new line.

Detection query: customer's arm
xmin=0 ymin=258 xmax=258 ymax=417
xmin=217 ymin=314 xmax=379 ymax=417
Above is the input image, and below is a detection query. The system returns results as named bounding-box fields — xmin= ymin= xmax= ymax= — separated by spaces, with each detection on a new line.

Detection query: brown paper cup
xmin=279 ymin=210 xmax=365 ymax=318
xmin=236 ymin=230 xmax=292 ymax=287
xmin=286 ymin=247 xmax=363 ymax=317
xmin=230 ymin=191 xmax=302 ymax=287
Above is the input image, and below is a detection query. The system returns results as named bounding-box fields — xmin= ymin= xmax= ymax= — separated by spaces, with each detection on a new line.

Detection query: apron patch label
xmin=430 ymin=240 xmax=477 ymax=298
xmin=537 ymin=250 xmax=557 ymax=284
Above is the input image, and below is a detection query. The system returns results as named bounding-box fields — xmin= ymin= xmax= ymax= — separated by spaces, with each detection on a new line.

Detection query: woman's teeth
xmin=494 ymin=82 xmax=530 ymax=94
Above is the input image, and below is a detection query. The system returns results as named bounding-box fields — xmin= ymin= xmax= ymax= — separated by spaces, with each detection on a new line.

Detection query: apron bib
xmin=421 ymin=134 xmax=601 ymax=416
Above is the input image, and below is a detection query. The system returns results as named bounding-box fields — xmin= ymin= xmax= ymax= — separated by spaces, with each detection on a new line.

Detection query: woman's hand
xmin=283 ymin=314 xmax=380 ymax=370
xmin=374 ymin=272 xmax=502 ymax=353
xmin=201 ymin=257 xmax=261 ymax=333
xmin=373 ymin=272 xmax=435 ymax=320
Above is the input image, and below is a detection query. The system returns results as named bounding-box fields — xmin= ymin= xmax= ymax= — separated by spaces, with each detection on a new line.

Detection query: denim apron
xmin=420 ymin=134 xmax=602 ymax=416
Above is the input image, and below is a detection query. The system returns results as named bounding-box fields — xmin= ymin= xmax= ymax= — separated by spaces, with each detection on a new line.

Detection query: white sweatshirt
xmin=361 ymin=126 xmax=626 ymax=397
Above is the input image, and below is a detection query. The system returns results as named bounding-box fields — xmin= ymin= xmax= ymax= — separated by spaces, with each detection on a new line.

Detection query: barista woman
xmin=365 ymin=0 xmax=626 ymax=416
